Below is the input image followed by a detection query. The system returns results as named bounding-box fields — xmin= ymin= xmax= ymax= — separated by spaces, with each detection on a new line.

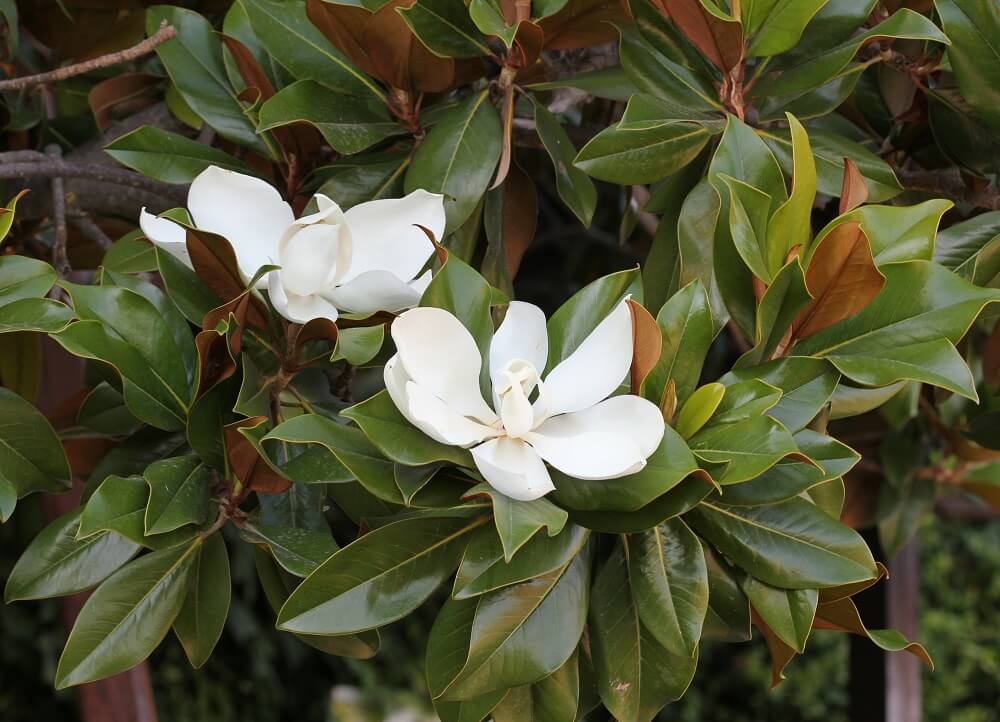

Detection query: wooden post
xmin=36 ymin=338 xmax=159 ymax=722
xmin=886 ymin=536 xmax=921 ymax=722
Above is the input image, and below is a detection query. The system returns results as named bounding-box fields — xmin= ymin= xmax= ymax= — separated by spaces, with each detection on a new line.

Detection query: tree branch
xmin=0 ymin=157 xmax=186 ymax=203
xmin=898 ymin=169 xmax=1000 ymax=211
xmin=0 ymin=22 xmax=177 ymax=92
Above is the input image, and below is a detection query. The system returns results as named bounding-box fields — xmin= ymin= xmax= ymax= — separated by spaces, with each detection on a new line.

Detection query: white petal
xmin=409 ymin=269 xmax=432 ymax=296
xmin=187 ymin=166 xmax=294 ymax=282
xmin=489 ymin=301 xmax=548 ymax=394
xmin=471 ymin=437 xmax=555 ymax=501
xmin=278 ymin=224 xmax=346 ymax=297
xmin=267 ymin=270 xmax=339 ymax=324
xmin=384 ymin=355 xmax=494 ymax=447
xmin=406 ymin=381 xmax=500 ymax=447
xmin=140 ymin=208 xmax=191 ymax=267
xmin=340 ymin=189 xmax=442 ymax=284
xmin=327 ymin=270 xmax=424 ymax=314
xmin=390 ymin=307 xmax=497 ymax=423
xmin=542 ymin=300 xmax=633 ymax=416
xmin=524 ymin=395 xmax=663 ymax=480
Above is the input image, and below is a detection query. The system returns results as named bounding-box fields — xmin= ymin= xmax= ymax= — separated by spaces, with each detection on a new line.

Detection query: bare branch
xmin=898 ymin=169 xmax=1000 ymax=211
xmin=0 ymin=157 xmax=186 ymax=202
xmin=0 ymin=23 xmax=177 ymax=92
xmin=45 ymin=145 xmax=70 ymax=279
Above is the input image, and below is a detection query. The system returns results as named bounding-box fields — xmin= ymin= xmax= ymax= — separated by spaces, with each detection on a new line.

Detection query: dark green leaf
xmin=173 ymin=532 xmax=230 ymax=668
xmin=277 ymin=514 xmax=485 ymax=634
xmin=55 ymin=537 xmax=202 ymax=688
xmin=143 ymin=456 xmax=213 ymax=535
xmin=686 ymin=498 xmax=877 ymax=588
xmin=0 ymin=386 xmax=71 ymax=497
xmin=106 ymin=126 xmax=253 ymax=183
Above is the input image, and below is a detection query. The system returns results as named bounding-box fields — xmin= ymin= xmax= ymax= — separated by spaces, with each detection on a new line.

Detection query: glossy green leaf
xmin=0 ymin=474 xmax=14 ymax=522
xmin=795 ymin=261 xmax=1000 ymax=396
xmin=78 ymin=475 xmax=150 ymax=543
xmin=242 ymin=521 xmax=338 ymax=577
xmin=618 ymin=24 xmax=722 ymax=112
xmin=642 ymin=280 xmax=713 ymax=407
xmin=707 ymin=379 xmax=782 ymax=426
xmin=803 ymin=199 xmax=951 ymax=271
xmin=689 ymin=415 xmax=802 ymax=485
xmin=277 ymin=514 xmax=485 ymax=635
xmin=675 ymin=382 xmax=726 ymax=439
xmin=720 ymin=175 xmax=774 ymax=282
xmin=759 ymin=127 xmax=902 ymax=203
xmin=531 ymin=97 xmax=597 ymax=226
xmin=589 ymin=546 xmax=697 ymax=722
xmin=719 ymin=429 xmax=858 ymax=506
xmin=701 ymin=543 xmax=751 ymax=642
xmin=741 ymin=575 xmax=817 ymax=652
xmin=254 ymin=546 xmax=379 ymax=658
xmin=723 ymin=356 xmax=838 ymax=432
xmin=55 ymin=537 xmax=202 ymax=688
xmin=143 ymin=456 xmax=213 ymax=535
xmin=173 ymin=532 xmax=230 ymax=668
xmin=0 ymin=255 xmax=57 ymax=304
xmin=102 ymin=233 xmax=158 ymax=275
xmin=106 ymin=126 xmax=252 ymax=183
xmin=0 ymin=189 xmax=26 ymax=245
xmin=258 ymin=81 xmax=399 ymax=155
xmin=686 ymin=498 xmax=877 ymax=588
xmin=463 ymin=482 xmax=568 ymax=561
xmin=405 ymin=91 xmax=502 ymax=232
xmin=264 ymin=414 xmax=392 ymax=496
xmin=627 ymin=518 xmax=708 ymax=657
xmin=491 ymin=651 xmax=580 ymax=722
xmin=147 ymin=6 xmax=267 ymax=154
xmin=154 ymin=245 xmax=222 ymax=326
xmin=240 ymin=0 xmax=383 ymax=98
xmin=765 ymin=114 xmax=816 ymax=265
xmin=333 ymin=325 xmax=385 ymax=365
xmin=431 ymin=545 xmax=591 ymax=700
xmin=315 ymin=151 xmax=411 ymax=210
xmin=755 ymin=9 xmax=949 ymax=98
xmin=343 ymin=390 xmax=474 ymax=469
xmin=5 ymin=509 xmax=141 ymax=602
xmin=528 ymin=65 xmax=637 ymax=101
xmin=743 ymin=0 xmax=829 ymax=56
xmin=0 ymin=386 xmax=71 ymax=497
xmin=453 ymin=522 xmax=588 ymax=599
xmin=935 ymin=210 xmax=1000 ymax=277
xmin=0 ymin=297 xmax=74 ymax=333
xmin=574 ymin=121 xmax=711 ymax=185
xmin=399 ymin=0 xmax=491 ymax=57
xmin=56 ymin=282 xmax=197 ymax=430
xmin=935 ymin=0 xmax=1000 ymax=131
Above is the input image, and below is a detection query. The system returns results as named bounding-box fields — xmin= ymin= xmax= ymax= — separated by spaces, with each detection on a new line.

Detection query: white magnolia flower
xmin=140 ymin=166 xmax=444 ymax=323
xmin=384 ymin=300 xmax=666 ymax=501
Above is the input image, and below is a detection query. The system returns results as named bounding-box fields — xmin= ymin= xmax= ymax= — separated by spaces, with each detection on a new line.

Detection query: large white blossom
xmin=384 ymin=300 xmax=666 ymax=501
xmin=140 ymin=166 xmax=444 ymax=323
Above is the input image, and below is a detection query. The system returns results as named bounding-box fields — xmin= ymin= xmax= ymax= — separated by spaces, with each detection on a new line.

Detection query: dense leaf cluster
xmin=2 ymin=1 xmax=1000 ymax=720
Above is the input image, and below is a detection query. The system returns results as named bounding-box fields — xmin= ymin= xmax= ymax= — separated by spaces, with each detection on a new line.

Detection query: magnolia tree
xmin=1 ymin=0 xmax=1000 ymax=719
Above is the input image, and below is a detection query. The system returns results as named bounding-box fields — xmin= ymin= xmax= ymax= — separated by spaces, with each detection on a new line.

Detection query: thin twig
xmin=46 ymin=145 xmax=70 ymax=278
xmin=0 ymin=150 xmax=48 ymax=163
xmin=69 ymin=212 xmax=112 ymax=250
xmin=0 ymin=22 xmax=177 ymax=92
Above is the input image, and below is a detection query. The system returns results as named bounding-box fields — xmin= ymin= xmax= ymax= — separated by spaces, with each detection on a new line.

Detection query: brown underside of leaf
xmin=224 ymin=416 xmax=291 ymax=494
xmin=627 ymin=298 xmax=663 ymax=393
xmin=501 ymin=164 xmax=538 ymax=279
xmin=538 ymin=0 xmax=628 ymax=50
xmin=791 ymin=221 xmax=885 ymax=342
xmin=813 ymin=596 xmax=933 ymax=669
xmin=839 ymin=157 xmax=869 ymax=215
xmin=751 ymin=609 xmax=797 ymax=688
xmin=652 ymin=0 xmax=744 ymax=71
